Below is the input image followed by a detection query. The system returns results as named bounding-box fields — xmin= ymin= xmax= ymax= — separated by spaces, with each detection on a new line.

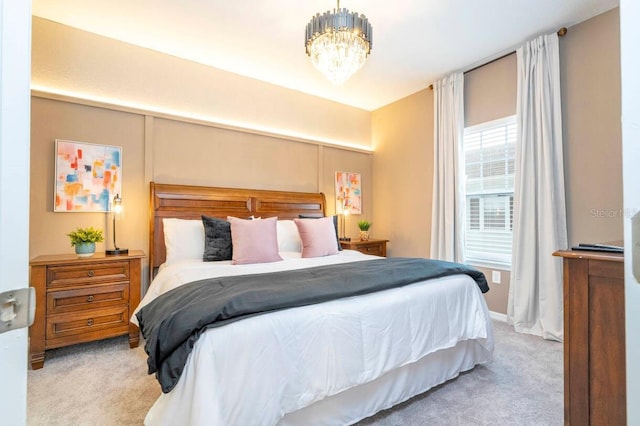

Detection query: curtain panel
xmin=508 ymin=33 xmax=567 ymax=341
xmin=430 ymin=73 xmax=465 ymax=263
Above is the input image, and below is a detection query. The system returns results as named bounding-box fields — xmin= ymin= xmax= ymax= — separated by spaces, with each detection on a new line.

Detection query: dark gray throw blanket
xmin=136 ymin=257 xmax=488 ymax=392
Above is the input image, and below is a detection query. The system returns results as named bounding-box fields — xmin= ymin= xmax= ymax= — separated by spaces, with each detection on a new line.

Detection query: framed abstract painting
xmin=335 ymin=171 xmax=362 ymax=214
xmin=54 ymin=139 xmax=123 ymax=212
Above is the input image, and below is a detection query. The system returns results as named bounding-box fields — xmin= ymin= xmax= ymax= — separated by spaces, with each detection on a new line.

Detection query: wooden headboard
xmin=149 ymin=182 xmax=326 ymax=280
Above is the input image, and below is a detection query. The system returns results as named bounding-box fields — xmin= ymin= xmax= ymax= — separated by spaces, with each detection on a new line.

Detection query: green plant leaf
xmin=67 ymin=226 xmax=104 ymax=246
xmin=357 ymin=220 xmax=371 ymax=231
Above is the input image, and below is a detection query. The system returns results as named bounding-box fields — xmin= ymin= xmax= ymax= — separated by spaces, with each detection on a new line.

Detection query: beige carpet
xmin=28 ymin=337 xmax=159 ymax=425
xmin=28 ymin=320 xmax=563 ymax=425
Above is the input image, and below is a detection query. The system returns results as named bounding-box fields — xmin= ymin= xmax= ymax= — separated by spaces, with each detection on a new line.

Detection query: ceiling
xmin=32 ymin=0 xmax=619 ymax=111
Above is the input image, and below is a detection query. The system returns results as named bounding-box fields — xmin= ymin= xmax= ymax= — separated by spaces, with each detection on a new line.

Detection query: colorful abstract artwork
xmin=54 ymin=140 xmax=122 ymax=212
xmin=335 ymin=171 xmax=362 ymax=214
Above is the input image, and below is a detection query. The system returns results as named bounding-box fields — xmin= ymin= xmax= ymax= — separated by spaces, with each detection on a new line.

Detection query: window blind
xmin=464 ymin=116 xmax=516 ymax=265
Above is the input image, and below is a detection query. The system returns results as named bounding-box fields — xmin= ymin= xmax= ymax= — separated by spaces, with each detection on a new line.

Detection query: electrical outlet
xmin=491 ymin=270 xmax=501 ymax=284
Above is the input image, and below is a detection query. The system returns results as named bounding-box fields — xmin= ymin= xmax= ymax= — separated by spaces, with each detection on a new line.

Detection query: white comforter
xmin=133 ymin=251 xmax=494 ymax=425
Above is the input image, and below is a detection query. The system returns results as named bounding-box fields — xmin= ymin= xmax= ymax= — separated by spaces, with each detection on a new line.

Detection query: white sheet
xmin=134 ymin=251 xmax=494 ymax=425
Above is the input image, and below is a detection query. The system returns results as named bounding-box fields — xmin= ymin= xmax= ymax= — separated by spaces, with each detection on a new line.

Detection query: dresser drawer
xmin=45 ymin=305 xmax=130 ymax=345
xmin=47 ymin=261 xmax=129 ymax=288
xmin=47 ymin=283 xmax=129 ymax=315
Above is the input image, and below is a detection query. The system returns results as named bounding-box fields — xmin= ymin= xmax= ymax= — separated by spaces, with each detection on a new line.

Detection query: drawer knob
xmin=87 ymin=295 xmax=94 ymax=302
xmin=87 ymin=270 xmax=95 ymax=277
xmin=87 ymin=319 xmax=94 ymax=326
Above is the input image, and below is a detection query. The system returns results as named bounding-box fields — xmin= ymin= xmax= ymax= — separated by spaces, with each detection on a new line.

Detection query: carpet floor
xmin=27 ymin=320 xmax=563 ymax=425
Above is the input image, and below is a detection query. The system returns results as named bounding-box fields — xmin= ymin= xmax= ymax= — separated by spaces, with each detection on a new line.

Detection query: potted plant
xmin=67 ymin=226 xmax=104 ymax=257
xmin=357 ymin=220 xmax=372 ymax=241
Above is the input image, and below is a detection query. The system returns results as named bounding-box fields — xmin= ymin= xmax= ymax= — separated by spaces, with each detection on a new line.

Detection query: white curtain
xmin=430 ymin=73 xmax=465 ymax=262
xmin=508 ymin=33 xmax=567 ymax=341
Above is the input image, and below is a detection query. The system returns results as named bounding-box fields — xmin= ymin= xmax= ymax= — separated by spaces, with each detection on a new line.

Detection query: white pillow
xmin=277 ymin=220 xmax=303 ymax=252
xmin=162 ymin=218 xmax=204 ymax=265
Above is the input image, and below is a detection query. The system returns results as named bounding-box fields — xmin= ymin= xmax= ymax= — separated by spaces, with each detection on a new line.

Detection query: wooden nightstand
xmin=340 ymin=239 xmax=388 ymax=257
xmin=29 ymin=250 xmax=145 ymax=369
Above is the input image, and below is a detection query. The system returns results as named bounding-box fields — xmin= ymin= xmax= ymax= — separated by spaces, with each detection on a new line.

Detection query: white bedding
xmin=134 ymin=250 xmax=494 ymax=425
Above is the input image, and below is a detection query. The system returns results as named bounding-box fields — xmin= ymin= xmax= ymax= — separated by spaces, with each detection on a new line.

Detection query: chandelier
xmin=305 ymin=0 xmax=373 ymax=85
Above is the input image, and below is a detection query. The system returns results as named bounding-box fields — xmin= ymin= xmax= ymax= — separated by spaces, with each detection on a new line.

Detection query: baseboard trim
xmin=489 ymin=311 xmax=508 ymax=323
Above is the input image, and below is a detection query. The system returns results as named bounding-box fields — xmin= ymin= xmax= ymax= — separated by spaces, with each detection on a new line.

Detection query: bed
xmin=133 ymin=182 xmax=494 ymax=425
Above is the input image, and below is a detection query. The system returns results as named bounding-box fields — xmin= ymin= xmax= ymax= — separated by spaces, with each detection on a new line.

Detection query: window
xmin=463 ymin=116 xmax=516 ymax=266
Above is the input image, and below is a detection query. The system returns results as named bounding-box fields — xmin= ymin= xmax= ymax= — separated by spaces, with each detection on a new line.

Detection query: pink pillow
xmin=228 ymin=216 xmax=283 ymax=265
xmin=294 ymin=217 xmax=339 ymax=258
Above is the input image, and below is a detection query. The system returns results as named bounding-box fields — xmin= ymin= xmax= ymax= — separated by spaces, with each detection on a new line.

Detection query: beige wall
xmin=150 ymin=117 xmax=320 ymax=192
xmin=560 ymin=8 xmax=623 ymax=247
xmin=371 ymin=89 xmax=434 ymax=258
xmin=30 ymin=96 xmax=372 ymax=288
xmin=32 ymin=17 xmax=372 ymax=148
xmin=30 ymin=17 xmax=375 ymax=286
xmin=321 ymin=147 xmax=373 ymax=238
xmin=464 ymin=53 xmax=517 ymax=127
xmin=30 ymin=97 xmax=147 ymax=261
xmin=475 ymin=266 xmax=512 ymax=314
xmin=371 ymin=8 xmax=622 ymax=314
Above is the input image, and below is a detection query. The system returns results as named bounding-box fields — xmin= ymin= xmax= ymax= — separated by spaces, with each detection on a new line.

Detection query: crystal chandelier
xmin=305 ymin=0 xmax=373 ymax=85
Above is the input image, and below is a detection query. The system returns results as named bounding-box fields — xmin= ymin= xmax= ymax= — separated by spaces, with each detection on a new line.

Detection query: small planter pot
xmin=359 ymin=230 xmax=370 ymax=241
xmin=75 ymin=242 xmax=96 ymax=258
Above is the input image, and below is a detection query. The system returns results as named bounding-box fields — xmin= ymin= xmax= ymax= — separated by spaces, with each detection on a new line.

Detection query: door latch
xmin=0 ymin=288 xmax=35 ymax=334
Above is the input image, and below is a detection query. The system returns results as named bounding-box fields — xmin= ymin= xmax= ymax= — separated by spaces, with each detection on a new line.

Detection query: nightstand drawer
xmin=47 ymin=261 xmax=130 ymax=288
xmin=357 ymin=245 xmax=383 ymax=256
xmin=47 ymin=283 xmax=129 ymax=315
xmin=340 ymin=239 xmax=388 ymax=257
xmin=45 ymin=305 xmax=129 ymax=343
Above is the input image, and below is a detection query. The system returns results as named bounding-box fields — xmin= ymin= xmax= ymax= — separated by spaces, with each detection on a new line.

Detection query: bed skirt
xmin=279 ymin=338 xmax=491 ymax=425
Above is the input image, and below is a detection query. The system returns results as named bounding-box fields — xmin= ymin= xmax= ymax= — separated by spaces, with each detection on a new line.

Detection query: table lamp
xmin=106 ymin=194 xmax=128 ymax=255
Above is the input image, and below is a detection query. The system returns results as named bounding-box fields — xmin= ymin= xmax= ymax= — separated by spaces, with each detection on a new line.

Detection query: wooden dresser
xmin=553 ymin=249 xmax=625 ymax=426
xmin=340 ymin=238 xmax=388 ymax=257
xmin=29 ymin=250 xmax=145 ymax=369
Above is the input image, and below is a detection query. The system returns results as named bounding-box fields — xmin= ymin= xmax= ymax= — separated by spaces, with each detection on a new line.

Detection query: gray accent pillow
xmin=298 ymin=214 xmax=343 ymax=251
xmin=202 ymin=215 xmax=233 ymax=261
